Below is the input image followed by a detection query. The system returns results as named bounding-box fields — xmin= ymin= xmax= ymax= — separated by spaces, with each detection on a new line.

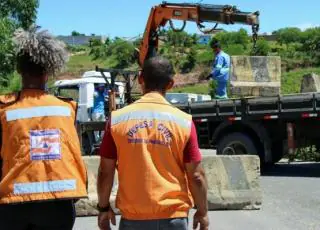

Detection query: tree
xmin=214 ymin=28 xmax=249 ymax=49
xmin=71 ymin=30 xmax=85 ymax=36
xmin=0 ymin=0 xmax=39 ymax=87
xmin=274 ymin=27 xmax=302 ymax=46
xmin=107 ymin=39 xmax=135 ymax=68
xmin=251 ymin=38 xmax=270 ymax=56
xmin=301 ymin=27 xmax=320 ymax=65
xmin=0 ymin=18 xmax=15 ymax=86
xmin=89 ymin=38 xmax=135 ymax=69
xmin=0 ymin=0 xmax=39 ymax=29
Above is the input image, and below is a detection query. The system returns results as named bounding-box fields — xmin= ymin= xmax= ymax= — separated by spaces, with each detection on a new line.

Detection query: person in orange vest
xmin=97 ymin=56 xmax=209 ymax=230
xmin=0 ymin=26 xmax=87 ymax=230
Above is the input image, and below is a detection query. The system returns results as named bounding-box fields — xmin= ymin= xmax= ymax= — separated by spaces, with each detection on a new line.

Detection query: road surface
xmin=74 ymin=153 xmax=320 ymax=230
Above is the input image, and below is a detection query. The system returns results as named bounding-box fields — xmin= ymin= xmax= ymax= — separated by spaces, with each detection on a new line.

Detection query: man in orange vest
xmin=0 ymin=26 xmax=87 ymax=230
xmin=97 ymin=56 xmax=209 ymax=230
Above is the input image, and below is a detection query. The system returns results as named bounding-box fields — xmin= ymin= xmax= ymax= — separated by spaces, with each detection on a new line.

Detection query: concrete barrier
xmin=202 ymin=155 xmax=261 ymax=210
xmin=230 ymin=56 xmax=281 ymax=97
xmin=300 ymin=73 xmax=320 ymax=93
xmin=75 ymin=156 xmax=119 ymax=217
xmin=76 ymin=154 xmax=261 ymax=216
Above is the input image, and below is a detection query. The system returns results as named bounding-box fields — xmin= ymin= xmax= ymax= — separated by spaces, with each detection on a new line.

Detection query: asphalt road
xmin=74 ymin=152 xmax=320 ymax=230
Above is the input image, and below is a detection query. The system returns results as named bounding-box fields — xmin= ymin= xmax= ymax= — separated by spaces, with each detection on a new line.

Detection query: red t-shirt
xmin=99 ymin=120 xmax=202 ymax=163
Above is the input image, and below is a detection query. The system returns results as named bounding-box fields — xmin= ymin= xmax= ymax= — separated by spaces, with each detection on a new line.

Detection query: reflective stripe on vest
xmin=14 ymin=179 xmax=76 ymax=195
xmin=112 ymin=110 xmax=191 ymax=129
xmin=6 ymin=106 xmax=71 ymax=121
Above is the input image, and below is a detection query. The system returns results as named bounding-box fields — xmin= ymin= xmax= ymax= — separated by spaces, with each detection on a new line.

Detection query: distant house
xmin=57 ymin=35 xmax=106 ymax=46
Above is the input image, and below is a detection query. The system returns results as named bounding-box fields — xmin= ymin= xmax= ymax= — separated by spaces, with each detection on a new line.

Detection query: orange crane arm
xmin=138 ymin=2 xmax=260 ymax=67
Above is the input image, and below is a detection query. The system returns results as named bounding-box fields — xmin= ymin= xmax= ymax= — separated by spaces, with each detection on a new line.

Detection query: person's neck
xmin=22 ymin=83 xmax=46 ymax=90
xmin=144 ymin=90 xmax=165 ymax=97
xmin=22 ymin=75 xmax=47 ymax=91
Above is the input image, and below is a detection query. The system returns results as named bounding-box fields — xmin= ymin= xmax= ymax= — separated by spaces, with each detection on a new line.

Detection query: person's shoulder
xmin=54 ymin=95 xmax=77 ymax=110
xmin=170 ymin=105 xmax=192 ymax=120
xmin=222 ymin=51 xmax=230 ymax=58
xmin=0 ymin=92 xmax=19 ymax=105
xmin=55 ymin=95 xmax=75 ymax=102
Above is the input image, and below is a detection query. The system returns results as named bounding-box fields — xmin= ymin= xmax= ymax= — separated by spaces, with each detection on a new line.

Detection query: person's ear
xmin=166 ymin=79 xmax=174 ymax=91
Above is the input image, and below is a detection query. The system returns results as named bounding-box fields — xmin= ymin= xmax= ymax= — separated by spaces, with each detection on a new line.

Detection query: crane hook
xmin=197 ymin=22 xmax=222 ymax=34
xmin=169 ymin=19 xmax=186 ymax=32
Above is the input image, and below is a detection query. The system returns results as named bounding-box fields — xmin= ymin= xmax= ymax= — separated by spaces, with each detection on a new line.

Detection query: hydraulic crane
xmin=137 ymin=1 xmax=260 ymax=67
xmin=102 ymin=2 xmax=260 ymax=114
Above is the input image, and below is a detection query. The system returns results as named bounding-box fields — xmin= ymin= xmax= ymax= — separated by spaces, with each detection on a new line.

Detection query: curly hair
xmin=13 ymin=25 xmax=69 ymax=77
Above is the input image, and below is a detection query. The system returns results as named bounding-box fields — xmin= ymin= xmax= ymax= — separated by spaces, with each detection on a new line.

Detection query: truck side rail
xmin=175 ymin=92 xmax=320 ymax=121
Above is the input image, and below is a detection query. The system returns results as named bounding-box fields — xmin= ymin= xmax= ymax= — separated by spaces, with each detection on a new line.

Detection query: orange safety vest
xmin=111 ymin=92 xmax=193 ymax=220
xmin=0 ymin=89 xmax=87 ymax=204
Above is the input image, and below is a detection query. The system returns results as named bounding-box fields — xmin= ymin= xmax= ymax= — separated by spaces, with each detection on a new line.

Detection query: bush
xmin=214 ymin=28 xmax=249 ymax=49
xmin=251 ymin=38 xmax=270 ymax=56
xmin=89 ymin=38 xmax=135 ymax=69
xmin=0 ymin=73 xmax=21 ymax=94
xmin=196 ymin=50 xmax=213 ymax=66
xmin=66 ymin=45 xmax=88 ymax=53
xmin=224 ymin=44 xmax=245 ymax=55
xmin=294 ymin=146 xmax=320 ymax=162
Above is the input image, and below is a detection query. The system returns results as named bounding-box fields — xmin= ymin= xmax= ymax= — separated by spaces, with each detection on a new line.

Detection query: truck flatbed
xmin=176 ymin=92 xmax=320 ymax=121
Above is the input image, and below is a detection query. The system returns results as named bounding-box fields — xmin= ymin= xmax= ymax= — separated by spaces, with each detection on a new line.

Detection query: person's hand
xmin=205 ymin=74 xmax=212 ymax=80
xmin=98 ymin=209 xmax=116 ymax=230
xmin=193 ymin=210 xmax=209 ymax=230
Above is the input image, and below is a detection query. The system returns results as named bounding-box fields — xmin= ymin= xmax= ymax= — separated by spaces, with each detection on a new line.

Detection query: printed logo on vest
xmin=30 ymin=129 xmax=61 ymax=160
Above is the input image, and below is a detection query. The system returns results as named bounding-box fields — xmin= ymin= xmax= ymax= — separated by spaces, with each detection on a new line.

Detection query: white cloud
xmin=295 ymin=23 xmax=320 ymax=31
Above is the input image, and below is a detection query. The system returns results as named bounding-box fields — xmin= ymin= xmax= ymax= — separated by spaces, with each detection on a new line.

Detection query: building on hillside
xmin=197 ymin=34 xmax=213 ymax=45
xmin=57 ymin=35 xmax=107 ymax=46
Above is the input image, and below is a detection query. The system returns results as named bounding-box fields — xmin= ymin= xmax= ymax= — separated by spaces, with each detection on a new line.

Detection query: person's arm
xmin=97 ymin=119 xmax=117 ymax=208
xmin=211 ymin=54 xmax=224 ymax=78
xmin=97 ymin=120 xmax=117 ymax=229
xmin=97 ymin=158 xmax=116 ymax=209
xmin=184 ymin=121 xmax=209 ymax=229
xmin=185 ymin=162 xmax=208 ymax=214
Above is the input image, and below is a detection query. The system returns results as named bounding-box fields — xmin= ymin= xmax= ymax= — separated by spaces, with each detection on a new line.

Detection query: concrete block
xmin=76 ymin=155 xmax=262 ymax=216
xmin=300 ymin=73 xmax=320 ymax=93
xmin=230 ymin=56 xmax=281 ymax=97
xmin=75 ymin=156 xmax=119 ymax=217
xmin=202 ymin=155 xmax=262 ymax=210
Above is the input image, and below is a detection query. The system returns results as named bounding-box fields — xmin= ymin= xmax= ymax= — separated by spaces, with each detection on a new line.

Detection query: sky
xmin=36 ymin=0 xmax=320 ymax=38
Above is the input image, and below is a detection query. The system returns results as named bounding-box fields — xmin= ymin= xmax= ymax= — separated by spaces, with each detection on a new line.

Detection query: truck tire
xmin=217 ymin=132 xmax=258 ymax=156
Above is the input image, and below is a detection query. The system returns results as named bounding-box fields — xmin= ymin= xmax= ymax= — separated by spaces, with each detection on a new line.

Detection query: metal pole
xmin=287 ymin=122 xmax=295 ymax=163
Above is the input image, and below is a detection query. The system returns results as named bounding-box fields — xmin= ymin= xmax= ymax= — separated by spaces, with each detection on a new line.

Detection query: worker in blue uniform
xmin=92 ymin=83 xmax=107 ymax=142
xmin=206 ymin=39 xmax=230 ymax=99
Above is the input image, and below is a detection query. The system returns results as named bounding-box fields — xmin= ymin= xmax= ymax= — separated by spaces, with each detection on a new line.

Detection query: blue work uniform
xmin=93 ymin=90 xmax=107 ymax=114
xmin=211 ymin=51 xmax=230 ymax=99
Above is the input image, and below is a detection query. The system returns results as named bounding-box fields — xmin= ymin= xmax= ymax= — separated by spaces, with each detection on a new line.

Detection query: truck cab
xmin=53 ymin=70 xmax=125 ymax=122
xmin=52 ymin=70 xmax=125 ymax=155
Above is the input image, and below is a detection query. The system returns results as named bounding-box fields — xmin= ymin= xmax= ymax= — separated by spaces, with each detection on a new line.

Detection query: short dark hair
xmin=209 ymin=38 xmax=221 ymax=49
xmin=141 ymin=56 xmax=174 ymax=91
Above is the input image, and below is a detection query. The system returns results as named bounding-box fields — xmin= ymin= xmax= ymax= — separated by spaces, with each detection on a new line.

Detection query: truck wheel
xmin=217 ymin=132 xmax=258 ymax=156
